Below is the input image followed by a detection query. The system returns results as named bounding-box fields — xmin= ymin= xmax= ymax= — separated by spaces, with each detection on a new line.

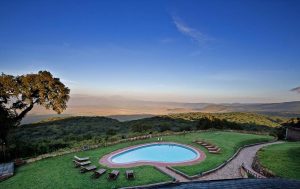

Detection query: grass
xmin=171 ymin=131 xmax=273 ymax=175
xmin=258 ymin=142 xmax=300 ymax=179
xmin=1 ymin=131 xmax=273 ymax=189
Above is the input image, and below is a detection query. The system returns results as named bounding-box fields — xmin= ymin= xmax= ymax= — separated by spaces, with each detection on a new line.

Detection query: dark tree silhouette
xmin=0 ymin=71 xmax=70 ymax=159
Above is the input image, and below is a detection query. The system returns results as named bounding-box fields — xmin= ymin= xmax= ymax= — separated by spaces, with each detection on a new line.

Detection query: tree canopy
xmin=0 ymin=71 xmax=70 ymax=152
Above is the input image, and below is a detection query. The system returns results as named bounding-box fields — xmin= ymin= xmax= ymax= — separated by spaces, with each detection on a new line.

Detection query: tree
xmin=0 ymin=71 xmax=70 ymax=159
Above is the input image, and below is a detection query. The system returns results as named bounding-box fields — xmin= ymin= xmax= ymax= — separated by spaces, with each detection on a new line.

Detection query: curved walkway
xmin=156 ymin=141 xmax=282 ymax=182
xmin=198 ymin=141 xmax=283 ymax=180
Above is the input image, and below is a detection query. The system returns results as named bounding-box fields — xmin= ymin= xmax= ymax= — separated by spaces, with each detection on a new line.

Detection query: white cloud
xmin=172 ymin=16 xmax=211 ymax=46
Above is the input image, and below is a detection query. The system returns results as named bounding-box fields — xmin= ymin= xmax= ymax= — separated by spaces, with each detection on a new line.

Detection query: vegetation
xmin=167 ymin=112 xmax=285 ymax=127
xmin=258 ymin=142 xmax=300 ymax=179
xmin=0 ymin=131 xmax=273 ymax=189
xmin=0 ymin=71 xmax=70 ymax=161
xmin=5 ymin=112 xmax=283 ymax=160
xmin=282 ymin=117 xmax=300 ymax=128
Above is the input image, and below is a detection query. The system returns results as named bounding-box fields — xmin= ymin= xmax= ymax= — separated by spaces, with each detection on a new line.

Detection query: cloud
xmin=290 ymin=86 xmax=300 ymax=93
xmin=61 ymin=79 xmax=79 ymax=86
xmin=172 ymin=16 xmax=211 ymax=46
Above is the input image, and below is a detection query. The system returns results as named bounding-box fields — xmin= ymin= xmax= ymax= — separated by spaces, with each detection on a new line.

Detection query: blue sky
xmin=0 ymin=0 xmax=299 ymax=103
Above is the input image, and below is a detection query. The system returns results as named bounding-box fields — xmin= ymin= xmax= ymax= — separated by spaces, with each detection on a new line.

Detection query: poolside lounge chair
xmin=74 ymin=160 xmax=91 ymax=168
xmin=207 ymin=147 xmax=219 ymax=151
xmin=209 ymin=148 xmax=221 ymax=154
xmin=108 ymin=170 xmax=119 ymax=180
xmin=80 ymin=165 xmax=97 ymax=173
xmin=92 ymin=168 xmax=106 ymax=178
xmin=125 ymin=170 xmax=134 ymax=180
xmin=201 ymin=143 xmax=212 ymax=147
xmin=195 ymin=139 xmax=208 ymax=144
xmin=74 ymin=156 xmax=89 ymax=162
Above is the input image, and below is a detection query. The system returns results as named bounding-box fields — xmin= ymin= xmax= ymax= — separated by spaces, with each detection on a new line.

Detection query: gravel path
xmin=155 ymin=141 xmax=282 ymax=182
xmin=198 ymin=141 xmax=283 ymax=180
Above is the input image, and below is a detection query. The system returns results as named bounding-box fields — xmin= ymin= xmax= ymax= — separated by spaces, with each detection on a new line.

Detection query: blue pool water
xmin=111 ymin=143 xmax=199 ymax=163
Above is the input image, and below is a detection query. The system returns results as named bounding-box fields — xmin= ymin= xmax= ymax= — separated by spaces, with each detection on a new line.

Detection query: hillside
xmin=199 ymin=101 xmax=300 ymax=117
xmin=7 ymin=112 xmax=286 ymax=160
xmin=167 ymin=112 xmax=286 ymax=127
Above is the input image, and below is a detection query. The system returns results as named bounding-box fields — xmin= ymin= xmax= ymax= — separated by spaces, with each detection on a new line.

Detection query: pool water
xmin=110 ymin=143 xmax=199 ymax=164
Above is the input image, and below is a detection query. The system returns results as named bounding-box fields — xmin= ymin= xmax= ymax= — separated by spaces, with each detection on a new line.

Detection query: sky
xmin=0 ymin=0 xmax=300 ymax=103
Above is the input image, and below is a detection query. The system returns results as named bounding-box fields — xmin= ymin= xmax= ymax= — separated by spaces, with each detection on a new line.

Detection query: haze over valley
xmin=23 ymin=94 xmax=300 ymax=124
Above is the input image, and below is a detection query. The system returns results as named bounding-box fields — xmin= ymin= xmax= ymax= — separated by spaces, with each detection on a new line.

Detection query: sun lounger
xmin=195 ymin=140 xmax=221 ymax=154
xmin=108 ymin=170 xmax=120 ymax=180
xmin=92 ymin=168 xmax=106 ymax=178
xmin=201 ymin=143 xmax=212 ymax=147
xmin=80 ymin=165 xmax=97 ymax=173
xmin=74 ymin=156 xmax=89 ymax=162
xmin=125 ymin=170 xmax=134 ymax=180
xmin=74 ymin=160 xmax=91 ymax=168
xmin=196 ymin=141 xmax=205 ymax=144
xmin=209 ymin=148 xmax=221 ymax=154
xmin=207 ymin=147 xmax=218 ymax=151
xmin=204 ymin=144 xmax=215 ymax=148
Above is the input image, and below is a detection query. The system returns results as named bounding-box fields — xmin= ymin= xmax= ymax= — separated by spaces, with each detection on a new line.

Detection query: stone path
xmin=198 ymin=141 xmax=283 ymax=180
xmin=157 ymin=141 xmax=282 ymax=182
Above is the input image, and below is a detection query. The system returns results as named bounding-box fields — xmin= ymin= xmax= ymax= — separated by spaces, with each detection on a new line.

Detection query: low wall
xmin=252 ymin=153 xmax=276 ymax=178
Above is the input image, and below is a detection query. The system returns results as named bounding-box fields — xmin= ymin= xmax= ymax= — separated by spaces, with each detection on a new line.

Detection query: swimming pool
xmin=100 ymin=142 xmax=206 ymax=167
xmin=112 ymin=143 xmax=198 ymax=163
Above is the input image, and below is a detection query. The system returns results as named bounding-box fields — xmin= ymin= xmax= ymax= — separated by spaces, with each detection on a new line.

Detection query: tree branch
xmin=14 ymin=103 xmax=34 ymax=122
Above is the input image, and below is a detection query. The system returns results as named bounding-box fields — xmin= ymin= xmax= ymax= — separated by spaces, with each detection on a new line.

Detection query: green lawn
xmin=1 ymin=131 xmax=273 ymax=189
xmin=170 ymin=131 xmax=273 ymax=175
xmin=258 ymin=142 xmax=300 ymax=179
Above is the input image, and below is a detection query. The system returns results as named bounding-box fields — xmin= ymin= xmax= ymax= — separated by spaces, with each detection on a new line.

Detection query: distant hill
xmin=23 ymin=95 xmax=300 ymax=125
xmin=107 ymin=114 xmax=154 ymax=121
xmin=202 ymin=101 xmax=300 ymax=117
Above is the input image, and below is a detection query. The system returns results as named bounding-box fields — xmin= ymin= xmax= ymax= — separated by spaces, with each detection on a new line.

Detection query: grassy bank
xmin=1 ymin=131 xmax=273 ymax=189
xmin=258 ymin=142 xmax=300 ymax=179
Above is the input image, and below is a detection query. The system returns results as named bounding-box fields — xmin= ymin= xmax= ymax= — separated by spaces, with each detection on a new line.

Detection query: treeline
xmin=2 ymin=112 xmax=288 ymax=161
xmin=282 ymin=117 xmax=300 ymax=128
